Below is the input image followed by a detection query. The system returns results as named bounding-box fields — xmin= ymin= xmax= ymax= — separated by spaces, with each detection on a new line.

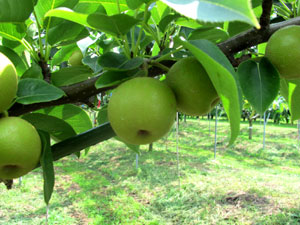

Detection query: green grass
xmin=1 ymin=118 xmax=300 ymax=224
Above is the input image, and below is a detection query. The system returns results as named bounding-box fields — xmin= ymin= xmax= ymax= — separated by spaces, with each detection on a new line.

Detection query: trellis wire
xmin=263 ymin=111 xmax=271 ymax=150
xmin=214 ymin=106 xmax=218 ymax=159
xmin=135 ymin=154 xmax=139 ymax=169
xmin=176 ymin=112 xmax=181 ymax=189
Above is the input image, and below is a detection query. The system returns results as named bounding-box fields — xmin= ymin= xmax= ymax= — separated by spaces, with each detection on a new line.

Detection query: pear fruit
xmin=108 ymin=77 xmax=177 ymax=145
xmin=166 ymin=57 xmax=219 ymax=116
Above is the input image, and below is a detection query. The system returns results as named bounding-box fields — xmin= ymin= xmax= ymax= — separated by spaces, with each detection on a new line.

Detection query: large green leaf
xmin=0 ymin=23 xmax=26 ymax=41
xmin=38 ymin=130 xmax=55 ymax=206
xmin=17 ymin=79 xmax=65 ymax=104
xmin=98 ymin=52 xmax=144 ymax=71
xmin=0 ymin=0 xmax=33 ymax=22
xmin=22 ymin=113 xmax=77 ymax=141
xmin=37 ymin=104 xmax=93 ymax=134
xmin=47 ymin=22 xmax=88 ymax=46
xmin=280 ymin=79 xmax=300 ymax=121
xmin=161 ymin=0 xmax=260 ymax=28
xmin=0 ymin=46 xmax=27 ymax=75
xmin=47 ymin=1 xmax=106 ymax=45
xmin=45 ymin=8 xmax=140 ymax=36
xmin=237 ymin=58 xmax=280 ymax=115
xmin=34 ymin=0 xmax=79 ymax=27
xmin=176 ymin=38 xmax=240 ymax=145
xmin=51 ymin=66 xmax=95 ymax=87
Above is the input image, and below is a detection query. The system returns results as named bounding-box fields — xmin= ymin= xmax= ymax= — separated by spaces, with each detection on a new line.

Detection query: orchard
xmin=1 ymin=0 xmax=300 ymax=223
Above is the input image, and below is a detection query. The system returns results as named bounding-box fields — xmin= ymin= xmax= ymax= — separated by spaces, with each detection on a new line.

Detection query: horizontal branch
xmin=9 ymin=61 xmax=175 ymax=116
xmin=9 ymin=17 xmax=300 ymax=117
xmin=51 ymin=122 xmax=115 ymax=161
xmin=218 ymin=17 xmax=300 ymax=58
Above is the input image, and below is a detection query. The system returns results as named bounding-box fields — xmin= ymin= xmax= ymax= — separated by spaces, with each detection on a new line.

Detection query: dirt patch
xmin=223 ymin=191 xmax=270 ymax=207
xmin=68 ymin=206 xmax=91 ymax=225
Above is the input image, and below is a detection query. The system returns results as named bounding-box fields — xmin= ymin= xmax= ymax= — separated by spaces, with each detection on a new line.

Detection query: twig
xmin=259 ymin=0 xmax=273 ymax=29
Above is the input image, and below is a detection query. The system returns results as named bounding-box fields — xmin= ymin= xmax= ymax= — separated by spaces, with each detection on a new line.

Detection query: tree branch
xmin=8 ymin=17 xmax=300 ymax=117
xmin=259 ymin=0 xmax=273 ymax=29
xmin=9 ymin=60 xmax=175 ymax=116
xmin=218 ymin=17 xmax=300 ymax=59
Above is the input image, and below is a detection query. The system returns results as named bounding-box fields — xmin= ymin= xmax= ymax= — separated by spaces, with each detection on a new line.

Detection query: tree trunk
xmin=249 ymin=118 xmax=253 ymax=140
xmin=148 ymin=143 xmax=153 ymax=152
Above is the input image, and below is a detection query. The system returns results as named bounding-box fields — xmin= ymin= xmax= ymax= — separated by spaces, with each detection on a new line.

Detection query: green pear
xmin=0 ymin=117 xmax=42 ymax=179
xmin=265 ymin=25 xmax=300 ymax=79
xmin=108 ymin=77 xmax=177 ymax=145
xmin=0 ymin=53 xmax=18 ymax=113
xmin=68 ymin=49 xmax=83 ymax=66
xmin=165 ymin=57 xmax=219 ymax=116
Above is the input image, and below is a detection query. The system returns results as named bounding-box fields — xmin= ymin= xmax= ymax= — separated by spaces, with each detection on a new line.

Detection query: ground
xmin=1 ymin=118 xmax=300 ymax=225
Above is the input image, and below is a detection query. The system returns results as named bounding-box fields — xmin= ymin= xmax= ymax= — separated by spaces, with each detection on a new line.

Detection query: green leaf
xmin=51 ymin=66 xmax=95 ymax=87
xmin=82 ymin=55 xmax=102 ymax=73
xmin=34 ymin=0 xmax=79 ymax=27
xmin=47 ymin=1 xmax=105 ymax=46
xmin=95 ymin=70 xmax=137 ymax=89
xmin=98 ymin=52 xmax=144 ymax=71
xmin=22 ymin=113 xmax=77 ymax=141
xmin=74 ymin=1 xmax=107 ymax=14
xmin=98 ymin=0 xmax=128 ymax=15
xmin=51 ymin=44 xmax=78 ymax=66
xmin=126 ymin=0 xmax=144 ymax=9
xmin=0 ymin=46 xmax=27 ymax=75
xmin=188 ymin=27 xmax=229 ymax=43
xmin=47 ymin=22 xmax=88 ymax=45
xmin=237 ymin=57 xmax=280 ymax=115
xmin=96 ymin=69 xmax=146 ymax=89
xmin=0 ymin=0 xmax=33 ymax=22
xmin=227 ymin=21 xmax=252 ymax=37
xmin=176 ymin=38 xmax=240 ymax=145
xmin=161 ymin=0 xmax=260 ymax=28
xmin=280 ymin=79 xmax=300 ymax=121
xmin=38 ymin=130 xmax=55 ymax=205
xmin=158 ymin=14 xmax=181 ymax=32
xmin=97 ymin=105 xmax=109 ymax=125
xmin=37 ymin=104 xmax=93 ymax=134
xmin=45 ymin=8 xmax=140 ymax=36
xmin=0 ymin=23 xmax=26 ymax=41
xmin=17 ymin=79 xmax=65 ymax=104
xmin=21 ymin=62 xmax=43 ymax=79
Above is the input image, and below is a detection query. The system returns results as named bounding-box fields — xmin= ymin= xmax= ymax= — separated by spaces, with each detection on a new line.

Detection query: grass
xmin=1 ymin=118 xmax=300 ymax=224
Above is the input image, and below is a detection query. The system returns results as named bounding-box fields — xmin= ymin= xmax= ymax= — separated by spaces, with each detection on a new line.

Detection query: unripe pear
xmin=0 ymin=53 xmax=18 ymax=113
xmin=108 ymin=77 xmax=177 ymax=145
xmin=265 ymin=25 xmax=300 ymax=79
xmin=166 ymin=57 xmax=219 ymax=116
xmin=0 ymin=117 xmax=42 ymax=179
xmin=68 ymin=49 xmax=83 ymax=66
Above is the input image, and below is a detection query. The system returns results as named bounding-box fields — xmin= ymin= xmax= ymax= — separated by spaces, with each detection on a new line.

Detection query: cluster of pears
xmin=108 ymin=57 xmax=219 ymax=145
xmin=0 ymin=53 xmax=41 ymax=180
